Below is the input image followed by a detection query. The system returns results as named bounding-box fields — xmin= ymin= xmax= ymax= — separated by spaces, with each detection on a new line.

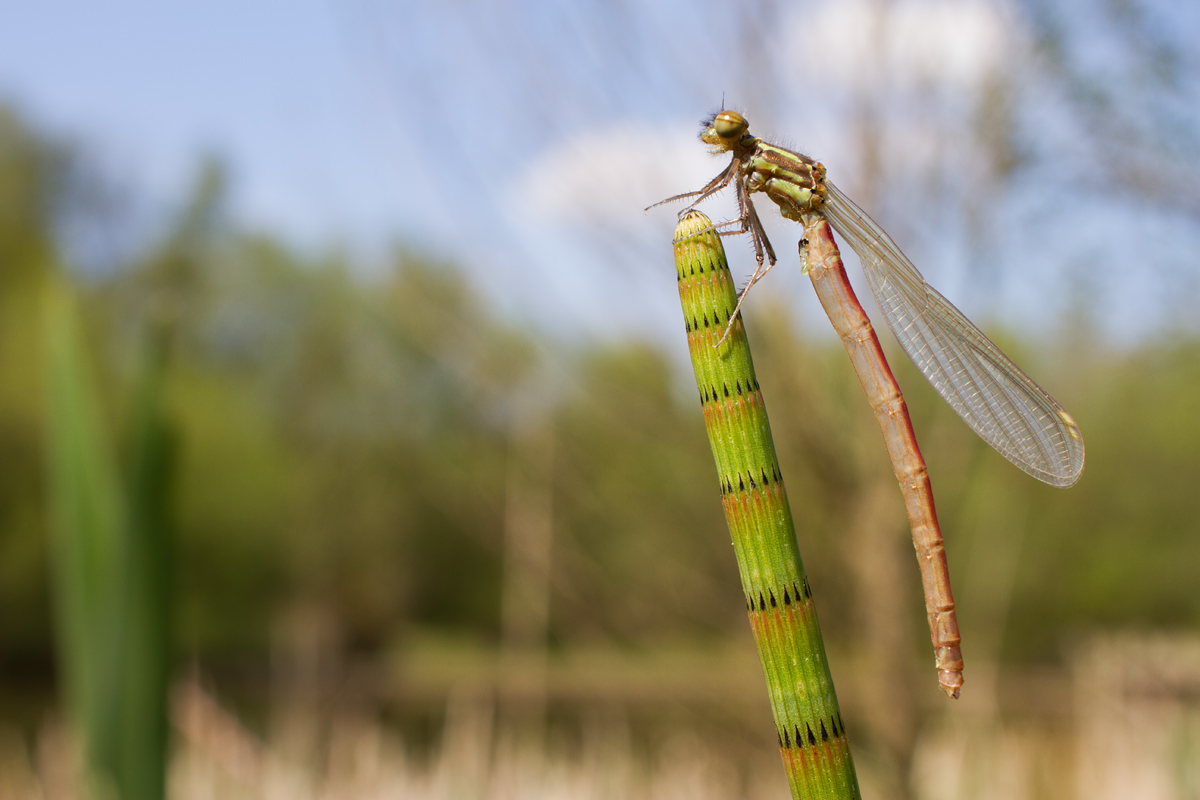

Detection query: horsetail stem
xmin=673 ymin=210 xmax=860 ymax=800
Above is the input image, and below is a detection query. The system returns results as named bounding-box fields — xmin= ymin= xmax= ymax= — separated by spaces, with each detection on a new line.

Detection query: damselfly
xmin=652 ymin=109 xmax=1085 ymax=697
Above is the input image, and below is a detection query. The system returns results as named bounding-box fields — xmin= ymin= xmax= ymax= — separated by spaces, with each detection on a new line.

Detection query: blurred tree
xmin=0 ymin=107 xmax=73 ymax=692
xmin=552 ymin=343 xmax=735 ymax=643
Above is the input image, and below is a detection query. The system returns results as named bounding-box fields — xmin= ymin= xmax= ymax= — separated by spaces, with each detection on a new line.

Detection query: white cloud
xmin=511 ymin=121 xmax=737 ymax=229
xmin=798 ymin=0 xmax=1014 ymax=91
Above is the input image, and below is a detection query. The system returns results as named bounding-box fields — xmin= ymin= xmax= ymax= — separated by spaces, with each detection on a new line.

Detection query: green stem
xmin=43 ymin=280 xmax=126 ymax=792
xmin=673 ymin=210 xmax=860 ymax=800
xmin=43 ymin=281 xmax=173 ymax=800
xmin=117 ymin=322 xmax=173 ymax=800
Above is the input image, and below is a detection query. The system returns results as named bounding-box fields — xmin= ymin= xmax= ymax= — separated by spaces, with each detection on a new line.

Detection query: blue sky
xmin=3 ymin=0 xmax=1198 ymax=347
xmin=0 ymin=1 xmax=418 ymax=247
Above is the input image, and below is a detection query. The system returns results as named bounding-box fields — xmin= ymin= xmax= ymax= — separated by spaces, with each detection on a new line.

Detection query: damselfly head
xmin=700 ymin=110 xmax=750 ymax=152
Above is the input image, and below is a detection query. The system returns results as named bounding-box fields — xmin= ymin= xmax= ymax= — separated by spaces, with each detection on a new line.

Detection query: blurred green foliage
xmin=1 ymin=102 xmax=1199 ymax=736
xmin=43 ymin=280 xmax=172 ymax=800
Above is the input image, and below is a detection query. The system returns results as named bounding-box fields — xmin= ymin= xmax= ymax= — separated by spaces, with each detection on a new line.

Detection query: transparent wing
xmin=820 ymin=181 xmax=1085 ymax=487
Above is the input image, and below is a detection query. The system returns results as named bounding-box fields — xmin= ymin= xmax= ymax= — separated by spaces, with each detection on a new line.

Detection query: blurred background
xmin=2 ymin=1 xmax=1199 ymax=798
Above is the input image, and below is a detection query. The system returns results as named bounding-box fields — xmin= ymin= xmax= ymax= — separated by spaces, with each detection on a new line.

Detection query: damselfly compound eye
xmin=713 ymin=111 xmax=748 ymax=140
